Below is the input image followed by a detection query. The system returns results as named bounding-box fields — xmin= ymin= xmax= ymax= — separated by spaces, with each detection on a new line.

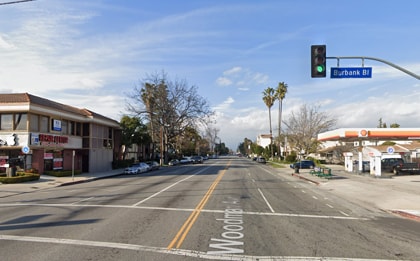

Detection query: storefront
xmin=0 ymin=93 xmax=121 ymax=174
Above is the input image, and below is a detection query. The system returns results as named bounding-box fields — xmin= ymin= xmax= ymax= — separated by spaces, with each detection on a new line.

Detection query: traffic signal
xmin=311 ymin=45 xmax=326 ymax=78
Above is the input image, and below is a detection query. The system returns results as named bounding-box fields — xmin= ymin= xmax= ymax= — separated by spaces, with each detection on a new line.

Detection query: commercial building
xmin=318 ymin=128 xmax=420 ymax=176
xmin=0 ymin=93 xmax=121 ymax=174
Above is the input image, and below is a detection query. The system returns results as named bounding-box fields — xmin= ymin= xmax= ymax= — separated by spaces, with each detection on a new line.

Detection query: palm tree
xmin=275 ymin=82 xmax=288 ymax=159
xmin=262 ymin=87 xmax=276 ymax=159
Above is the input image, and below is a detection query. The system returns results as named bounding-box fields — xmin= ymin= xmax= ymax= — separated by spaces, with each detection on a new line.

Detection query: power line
xmin=0 ymin=0 xmax=35 ymax=6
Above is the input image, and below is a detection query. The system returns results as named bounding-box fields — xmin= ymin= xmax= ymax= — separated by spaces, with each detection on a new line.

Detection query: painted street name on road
xmin=331 ymin=67 xmax=372 ymax=78
xmin=207 ymin=196 xmax=244 ymax=255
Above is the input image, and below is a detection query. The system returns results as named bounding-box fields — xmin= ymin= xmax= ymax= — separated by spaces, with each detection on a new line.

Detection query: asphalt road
xmin=0 ymin=157 xmax=419 ymax=260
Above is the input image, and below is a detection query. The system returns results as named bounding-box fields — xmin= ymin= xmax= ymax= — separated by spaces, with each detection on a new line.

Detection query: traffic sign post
xmin=331 ymin=67 xmax=372 ymax=79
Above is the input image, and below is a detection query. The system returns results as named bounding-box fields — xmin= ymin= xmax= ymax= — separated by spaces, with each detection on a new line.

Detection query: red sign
xmin=39 ymin=134 xmax=68 ymax=144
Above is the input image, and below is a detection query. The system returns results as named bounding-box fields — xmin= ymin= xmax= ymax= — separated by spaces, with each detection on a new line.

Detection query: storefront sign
xmin=0 ymin=156 xmax=8 ymax=167
xmin=53 ymin=119 xmax=62 ymax=131
xmin=0 ymin=134 xmax=17 ymax=146
xmin=44 ymin=153 xmax=54 ymax=159
xmin=53 ymin=158 xmax=63 ymax=170
xmin=31 ymin=133 xmax=69 ymax=146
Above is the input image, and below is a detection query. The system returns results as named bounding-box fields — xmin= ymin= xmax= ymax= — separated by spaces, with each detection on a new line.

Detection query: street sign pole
xmin=327 ymin=56 xmax=420 ymax=80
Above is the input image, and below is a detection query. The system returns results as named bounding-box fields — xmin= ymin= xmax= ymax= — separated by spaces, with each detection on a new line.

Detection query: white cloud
xmin=223 ymin=66 xmax=242 ymax=75
xmin=216 ymin=77 xmax=233 ymax=86
xmin=215 ymin=67 xmax=269 ymax=90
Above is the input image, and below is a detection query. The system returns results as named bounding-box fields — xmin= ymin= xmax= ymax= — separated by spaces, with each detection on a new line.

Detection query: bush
xmin=112 ymin=159 xmax=134 ymax=169
xmin=0 ymin=173 xmax=40 ymax=184
xmin=43 ymin=170 xmax=82 ymax=177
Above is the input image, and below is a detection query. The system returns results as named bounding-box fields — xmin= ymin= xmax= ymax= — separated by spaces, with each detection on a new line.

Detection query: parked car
xmin=146 ymin=161 xmax=160 ymax=170
xmin=191 ymin=156 xmax=203 ymax=164
xmin=256 ymin=157 xmax=266 ymax=163
xmin=124 ymin=163 xmax=150 ymax=174
xmin=381 ymin=157 xmax=420 ymax=175
xmin=168 ymin=159 xmax=179 ymax=166
xmin=290 ymin=160 xmax=315 ymax=169
xmin=180 ymin=157 xmax=192 ymax=164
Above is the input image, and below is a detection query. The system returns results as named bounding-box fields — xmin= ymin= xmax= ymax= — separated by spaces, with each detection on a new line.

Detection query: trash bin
xmin=294 ymin=166 xmax=299 ymax=174
xmin=11 ymin=166 xmax=16 ymax=177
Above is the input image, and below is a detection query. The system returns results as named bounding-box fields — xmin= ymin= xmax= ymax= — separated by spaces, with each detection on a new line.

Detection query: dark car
xmin=290 ymin=160 xmax=315 ymax=169
xmin=256 ymin=157 xmax=266 ymax=164
xmin=191 ymin=156 xmax=203 ymax=164
xmin=168 ymin=159 xmax=179 ymax=166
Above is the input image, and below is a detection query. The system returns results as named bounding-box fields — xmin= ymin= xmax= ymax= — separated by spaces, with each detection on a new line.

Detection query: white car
xmin=124 ymin=163 xmax=150 ymax=174
xmin=180 ymin=157 xmax=192 ymax=164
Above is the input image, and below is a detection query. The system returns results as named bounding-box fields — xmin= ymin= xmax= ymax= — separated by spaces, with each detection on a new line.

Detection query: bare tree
xmin=126 ymin=71 xmax=213 ymax=163
xmin=283 ymin=103 xmax=336 ymax=157
xmin=203 ymin=125 xmax=219 ymax=155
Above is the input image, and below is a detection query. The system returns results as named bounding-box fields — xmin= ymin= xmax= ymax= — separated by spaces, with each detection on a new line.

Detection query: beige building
xmin=0 ymin=93 xmax=121 ymax=174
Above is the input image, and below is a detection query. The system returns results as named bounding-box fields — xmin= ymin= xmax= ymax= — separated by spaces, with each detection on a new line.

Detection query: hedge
xmin=0 ymin=173 xmax=40 ymax=184
xmin=43 ymin=170 xmax=82 ymax=177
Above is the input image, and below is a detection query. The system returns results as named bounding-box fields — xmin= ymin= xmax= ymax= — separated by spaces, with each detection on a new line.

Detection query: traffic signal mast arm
xmin=327 ymin=56 xmax=420 ymax=80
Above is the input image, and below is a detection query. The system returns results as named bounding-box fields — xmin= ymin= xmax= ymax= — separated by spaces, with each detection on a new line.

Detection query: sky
xmin=0 ymin=0 xmax=419 ymax=150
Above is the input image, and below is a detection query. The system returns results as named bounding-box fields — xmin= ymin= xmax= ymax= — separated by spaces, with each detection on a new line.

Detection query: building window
xmin=61 ymin=120 xmax=68 ymax=134
xmin=83 ymin=123 xmax=90 ymax=136
xmin=14 ymin=113 xmax=27 ymax=131
xmin=69 ymin=121 xmax=75 ymax=135
xmin=0 ymin=114 xmax=13 ymax=130
xmin=29 ymin=114 xmax=39 ymax=132
xmin=76 ymin=122 xmax=82 ymax=136
xmin=40 ymin=116 xmax=49 ymax=133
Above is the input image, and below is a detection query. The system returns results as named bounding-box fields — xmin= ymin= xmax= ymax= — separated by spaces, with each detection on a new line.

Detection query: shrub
xmin=0 ymin=173 xmax=40 ymax=184
xmin=43 ymin=170 xmax=82 ymax=177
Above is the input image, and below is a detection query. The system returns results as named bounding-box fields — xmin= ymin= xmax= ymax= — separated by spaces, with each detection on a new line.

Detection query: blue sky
xmin=0 ymin=0 xmax=419 ymax=149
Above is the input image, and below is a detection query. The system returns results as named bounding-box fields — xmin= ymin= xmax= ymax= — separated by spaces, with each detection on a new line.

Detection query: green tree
xmin=262 ymin=87 xmax=276 ymax=159
xmin=120 ymin=116 xmax=151 ymax=160
xmin=127 ymin=71 xmax=213 ymax=163
xmin=275 ymin=82 xmax=288 ymax=158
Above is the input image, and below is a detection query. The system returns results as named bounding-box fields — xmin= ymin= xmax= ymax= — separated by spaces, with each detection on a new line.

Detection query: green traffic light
xmin=316 ymin=65 xmax=325 ymax=73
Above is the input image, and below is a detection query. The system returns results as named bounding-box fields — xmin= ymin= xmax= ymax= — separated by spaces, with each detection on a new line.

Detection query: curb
xmin=391 ymin=210 xmax=420 ymax=222
xmin=291 ymin=173 xmax=320 ymax=185
xmin=58 ymin=172 xmax=124 ymax=187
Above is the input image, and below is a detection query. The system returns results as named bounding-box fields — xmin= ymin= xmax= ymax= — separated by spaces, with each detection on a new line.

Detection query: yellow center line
xmin=167 ymin=160 xmax=231 ymax=250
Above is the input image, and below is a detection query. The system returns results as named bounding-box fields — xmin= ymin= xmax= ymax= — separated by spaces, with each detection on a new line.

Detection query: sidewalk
xmin=290 ymin=164 xmax=420 ymax=221
xmin=0 ymin=168 xmax=124 ymax=198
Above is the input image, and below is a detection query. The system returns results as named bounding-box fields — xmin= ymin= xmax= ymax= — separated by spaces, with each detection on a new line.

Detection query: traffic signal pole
xmin=327 ymin=56 xmax=420 ymax=80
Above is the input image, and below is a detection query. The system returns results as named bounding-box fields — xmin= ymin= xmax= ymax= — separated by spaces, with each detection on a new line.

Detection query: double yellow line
xmin=167 ymin=161 xmax=231 ymax=250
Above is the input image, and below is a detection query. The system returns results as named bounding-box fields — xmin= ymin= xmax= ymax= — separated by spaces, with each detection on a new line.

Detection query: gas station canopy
xmin=318 ymin=128 xmax=420 ymax=142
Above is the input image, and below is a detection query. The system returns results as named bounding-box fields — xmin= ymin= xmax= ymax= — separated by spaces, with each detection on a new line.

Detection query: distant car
xmin=256 ymin=157 xmax=266 ymax=163
xmin=191 ymin=156 xmax=203 ymax=164
xmin=146 ymin=161 xmax=160 ymax=170
xmin=168 ymin=159 xmax=179 ymax=166
xmin=124 ymin=163 xmax=150 ymax=174
xmin=180 ymin=157 xmax=192 ymax=164
xmin=290 ymin=160 xmax=315 ymax=169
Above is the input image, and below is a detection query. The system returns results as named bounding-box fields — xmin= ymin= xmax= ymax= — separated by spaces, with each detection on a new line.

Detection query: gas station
xmin=317 ymin=128 xmax=420 ymax=177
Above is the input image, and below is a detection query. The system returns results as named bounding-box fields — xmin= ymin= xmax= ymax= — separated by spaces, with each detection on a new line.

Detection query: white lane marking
xmin=312 ymin=196 xmax=318 ymax=200
xmin=326 ymin=204 xmax=334 ymax=209
xmin=340 ymin=211 xmax=350 ymax=217
xmin=257 ymin=188 xmax=275 ymax=213
xmin=0 ymin=203 xmax=369 ymax=220
xmin=133 ymin=166 xmax=212 ymax=206
xmin=301 ymin=190 xmax=306 ymax=193
xmin=71 ymin=197 xmax=94 ymax=205
xmin=0 ymin=234 xmax=384 ymax=260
